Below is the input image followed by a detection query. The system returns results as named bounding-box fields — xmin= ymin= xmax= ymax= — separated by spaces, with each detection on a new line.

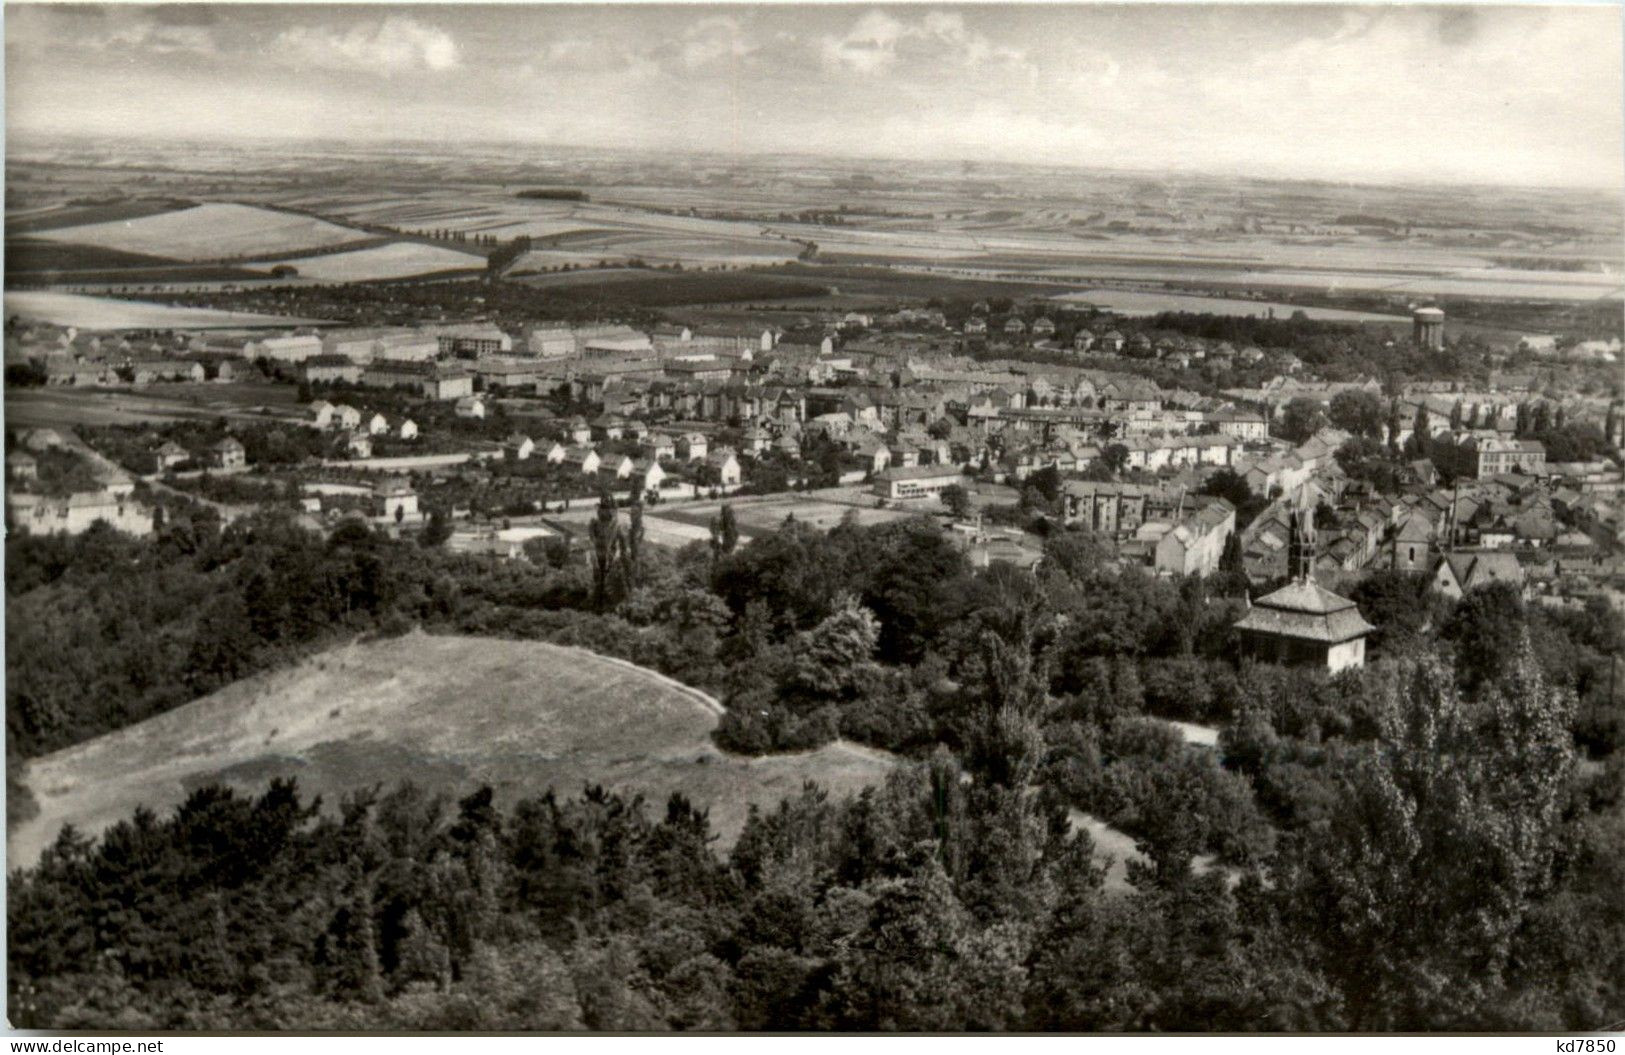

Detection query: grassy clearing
xmin=8 ymin=632 xmax=896 ymax=866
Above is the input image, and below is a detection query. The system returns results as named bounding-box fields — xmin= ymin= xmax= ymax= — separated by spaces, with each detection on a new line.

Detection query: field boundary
xmin=574 ymin=646 xmax=727 ymax=717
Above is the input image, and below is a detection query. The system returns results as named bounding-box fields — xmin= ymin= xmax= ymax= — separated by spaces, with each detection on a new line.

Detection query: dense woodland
xmin=7 ymin=497 xmax=1624 ymax=1030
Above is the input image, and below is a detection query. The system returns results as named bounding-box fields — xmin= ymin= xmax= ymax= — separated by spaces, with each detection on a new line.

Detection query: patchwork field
xmin=32 ymin=202 xmax=368 ymax=262
xmin=251 ymin=241 xmax=486 ymax=282
xmin=7 ymin=633 xmax=898 ymax=866
xmin=4 ymin=291 xmax=330 ymax=330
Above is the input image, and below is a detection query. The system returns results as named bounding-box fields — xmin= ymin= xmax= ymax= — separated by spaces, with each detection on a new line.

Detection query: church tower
xmin=1287 ymin=505 xmax=1317 ymax=582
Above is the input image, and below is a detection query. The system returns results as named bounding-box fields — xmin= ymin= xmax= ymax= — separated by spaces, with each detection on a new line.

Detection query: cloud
xmin=151 ymin=4 xmax=218 ymax=28
xmin=818 ymin=10 xmax=1026 ymax=76
xmin=7 ymin=5 xmax=218 ymax=54
xmin=275 ymin=16 xmax=461 ymax=74
xmin=675 ymin=16 xmax=753 ymax=70
xmin=819 ymin=11 xmax=908 ymax=74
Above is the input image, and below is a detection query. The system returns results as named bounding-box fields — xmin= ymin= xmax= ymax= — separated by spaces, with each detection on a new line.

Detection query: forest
xmin=6 ymin=497 xmax=1624 ymax=1030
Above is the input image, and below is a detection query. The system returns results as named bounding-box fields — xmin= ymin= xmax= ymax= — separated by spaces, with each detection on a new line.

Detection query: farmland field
xmin=31 ymin=202 xmax=368 ymax=262
xmin=4 ymin=290 xmax=331 ymax=329
xmin=4 ymin=383 xmax=305 ymax=429
xmin=5 ymin=198 xmax=191 ymax=235
xmin=7 ymin=633 xmax=897 ymax=866
xmin=1050 ymin=289 xmax=1412 ymax=321
xmin=510 ymin=269 xmax=830 ymax=307
xmin=657 ymin=488 xmax=923 ymax=540
xmin=251 ymin=241 xmax=487 ymax=282
xmin=5 ymin=237 xmax=266 ymax=284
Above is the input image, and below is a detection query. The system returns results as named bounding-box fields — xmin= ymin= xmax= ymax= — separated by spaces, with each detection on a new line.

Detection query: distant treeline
xmin=517 ymin=189 xmax=589 ymax=202
xmin=1333 ymin=214 xmax=1402 ymax=229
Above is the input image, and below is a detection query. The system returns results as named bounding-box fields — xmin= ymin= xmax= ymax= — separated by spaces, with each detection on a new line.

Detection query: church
xmin=1233 ymin=507 xmax=1375 ymax=673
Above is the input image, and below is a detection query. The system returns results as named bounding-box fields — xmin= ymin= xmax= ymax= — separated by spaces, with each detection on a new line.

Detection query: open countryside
xmin=5 ymin=2 xmax=1625 ymax=1037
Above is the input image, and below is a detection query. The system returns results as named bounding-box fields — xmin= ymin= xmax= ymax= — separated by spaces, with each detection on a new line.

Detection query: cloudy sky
xmin=6 ymin=3 xmax=1623 ymax=189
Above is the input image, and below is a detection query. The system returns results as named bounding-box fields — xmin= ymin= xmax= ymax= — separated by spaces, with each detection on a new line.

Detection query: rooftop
xmin=1233 ymin=579 xmax=1375 ymax=644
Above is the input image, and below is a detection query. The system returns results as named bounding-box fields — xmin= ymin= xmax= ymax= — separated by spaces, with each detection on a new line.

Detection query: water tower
xmin=1413 ymin=306 xmax=1445 ymax=350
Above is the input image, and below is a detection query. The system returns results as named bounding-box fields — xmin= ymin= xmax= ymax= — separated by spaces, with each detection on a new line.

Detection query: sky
xmin=5 ymin=3 xmax=1624 ymax=190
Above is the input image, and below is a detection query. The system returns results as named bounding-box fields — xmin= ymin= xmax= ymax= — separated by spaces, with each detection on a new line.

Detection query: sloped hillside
xmin=9 ymin=632 xmax=895 ymax=865
xmin=32 ymin=202 xmax=367 ymax=261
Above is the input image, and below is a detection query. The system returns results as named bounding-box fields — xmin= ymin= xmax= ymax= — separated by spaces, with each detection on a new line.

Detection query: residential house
xmin=706 ymin=450 xmax=742 ymax=488
xmin=504 ymin=434 xmax=536 ymax=461
xmin=676 ymin=433 xmax=709 ymax=462
xmin=562 ymin=446 xmax=602 ymax=475
xmin=374 ymin=478 xmax=419 ymax=522
xmin=1431 ymin=550 xmax=1525 ymax=599
xmin=644 ymin=434 xmax=677 ymax=462
xmin=149 ymin=441 xmax=190 ymax=473
xmin=208 ymin=438 xmax=246 ymax=470
xmin=632 ymin=459 xmax=666 ymax=497
xmin=6 ymin=490 xmax=154 ymax=537
xmin=1153 ymin=499 xmax=1236 ymax=578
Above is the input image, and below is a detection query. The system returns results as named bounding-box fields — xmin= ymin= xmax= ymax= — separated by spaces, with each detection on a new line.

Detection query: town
xmin=5 ymin=1 xmax=1625 ymax=1039
xmin=9 ymin=296 xmax=1622 ymax=635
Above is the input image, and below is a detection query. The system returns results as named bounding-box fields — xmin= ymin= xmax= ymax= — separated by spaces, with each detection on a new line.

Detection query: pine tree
xmin=326 ymin=863 xmax=383 ymax=1003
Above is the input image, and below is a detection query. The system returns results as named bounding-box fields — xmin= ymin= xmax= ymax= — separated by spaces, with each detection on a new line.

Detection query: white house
xmin=7 ymin=491 xmax=154 ymax=537
xmin=374 ymin=478 xmax=420 ymax=522
xmin=398 ymin=419 xmax=419 ymax=440
xmin=634 ymin=459 xmax=667 ymax=496
xmin=706 ymin=450 xmax=742 ymax=488
xmin=562 ymin=446 xmax=601 ymax=475
xmin=505 ymin=434 xmax=536 ymax=461
xmin=677 ymin=433 xmax=709 ymax=462
xmin=366 ymin=413 xmax=390 ymax=436
xmin=454 ymin=395 xmax=486 ymax=420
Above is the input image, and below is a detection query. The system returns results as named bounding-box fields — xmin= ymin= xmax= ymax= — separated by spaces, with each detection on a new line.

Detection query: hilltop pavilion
xmin=1233 ymin=507 xmax=1374 ymax=673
